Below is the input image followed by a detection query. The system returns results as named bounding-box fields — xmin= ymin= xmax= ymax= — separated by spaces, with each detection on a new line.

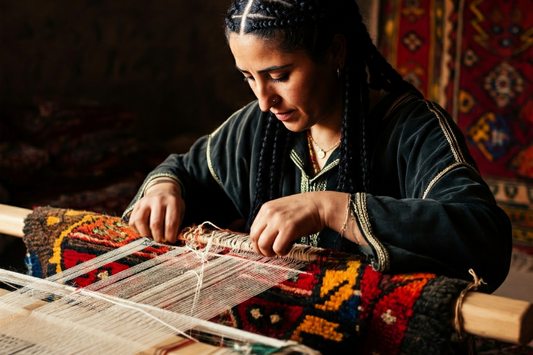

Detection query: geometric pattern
xmin=484 ymin=62 xmax=524 ymax=108
xmin=463 ymin=48 xmax=479 ymax=67
xmin=379 ymin=0 xmax=447 ymax=102
xmin=468 ymin=112 xmax=512 ymax=162
xmin=378 ymin=0 xmax=533 ymax=257
xmin=23 ymin=206 xmax=469 ymax=355
xmin=447 ymin=0 xmax=533 ymax=180
xmin=379 ymin=0 xmax=533 ymax=180
xmin=402 ymin=31 xmax=424 ymax=53
xmin=401 ymin=0 xmax=426 ymax=23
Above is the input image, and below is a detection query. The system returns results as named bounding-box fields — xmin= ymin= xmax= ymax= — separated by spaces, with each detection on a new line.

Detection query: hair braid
xmin=227 ymin=0 xmax=408 ymax=226
xmin=269 ymin=119 xmax=284 ymax=199
xmin=352 ymin=11 xmax=405 ymax=92
xmin=248 ymin=113 xmax=294 ymax=228
xmin=358 ymin=66 xmax=371 ymax=193
xmin=337 ymin=65 xmax=353 ymax=193
xmin=249 ymin=114 xmax=275 ymax=225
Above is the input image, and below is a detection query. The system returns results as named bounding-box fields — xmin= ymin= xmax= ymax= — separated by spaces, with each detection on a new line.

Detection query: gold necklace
xmin=308 ymin=131 xmax=341 ymax=159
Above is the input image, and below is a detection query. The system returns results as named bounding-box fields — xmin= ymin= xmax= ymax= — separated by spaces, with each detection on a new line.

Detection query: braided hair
xmin=225 ymin=0 xmax=406 ymax=227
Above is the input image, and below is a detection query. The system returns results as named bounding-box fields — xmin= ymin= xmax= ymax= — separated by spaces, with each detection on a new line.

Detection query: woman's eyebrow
xmin=236 ymin=64 xmax=293 ymax=74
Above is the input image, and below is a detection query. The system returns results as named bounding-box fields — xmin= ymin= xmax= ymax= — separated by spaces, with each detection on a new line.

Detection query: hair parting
xmin=226 ymin=0 xmax=407 ymax=226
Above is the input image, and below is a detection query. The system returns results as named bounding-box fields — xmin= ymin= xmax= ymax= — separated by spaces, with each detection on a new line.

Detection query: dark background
xmin=0 ymin=0 xmax=256 ymax=271
xmin=0 ymin=0 xmax=374 ymax=271
xmin=0 ymin=0 xmax=254 ymax=144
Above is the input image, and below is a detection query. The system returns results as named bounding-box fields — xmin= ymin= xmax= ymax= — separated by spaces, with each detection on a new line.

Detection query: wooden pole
xmin=0 ymin=204 xmax=31 ymax=237
xmin=0 ymin=203 xmax=532 ymax=345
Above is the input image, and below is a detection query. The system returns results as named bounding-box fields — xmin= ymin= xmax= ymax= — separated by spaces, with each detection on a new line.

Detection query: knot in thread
xmin=454 ymin=268 xmax=486 ymax=340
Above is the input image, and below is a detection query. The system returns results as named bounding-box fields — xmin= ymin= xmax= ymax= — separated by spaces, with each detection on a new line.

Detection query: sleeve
xmin=352 ymin=100 xmax=512 ymax=292
xmin=122 ymin=101 xmax=267 ymax=228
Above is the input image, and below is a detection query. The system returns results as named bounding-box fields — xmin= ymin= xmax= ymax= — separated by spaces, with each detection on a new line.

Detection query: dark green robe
xmin=124 ymin=88 xmax=512 ymax=291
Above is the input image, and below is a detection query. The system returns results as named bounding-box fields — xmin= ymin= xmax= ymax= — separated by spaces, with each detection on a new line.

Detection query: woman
xmin=124 ymin=0 xmax=512 ymax=291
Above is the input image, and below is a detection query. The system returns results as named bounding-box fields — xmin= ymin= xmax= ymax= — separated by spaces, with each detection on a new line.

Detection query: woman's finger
xmin=149 ymin=205 xmax=166 ymax=243
xmin=256 ymin=226 xmax=279 ymax=257
xmin=129 ymin=203 xmax=153 ymax=239
xmin=164 ymin=202 xmax=182 ymax=244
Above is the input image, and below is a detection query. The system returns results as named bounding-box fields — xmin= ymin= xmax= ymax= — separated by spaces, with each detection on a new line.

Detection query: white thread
xmin=0 ymin=224 xmax=321 ymax=354
xmin=72 ymin=288 xmax=198 ymax=342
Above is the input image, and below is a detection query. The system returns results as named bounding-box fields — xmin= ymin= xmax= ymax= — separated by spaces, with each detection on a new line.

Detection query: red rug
xmin=378 ymin=0 xmax=533 ymax=253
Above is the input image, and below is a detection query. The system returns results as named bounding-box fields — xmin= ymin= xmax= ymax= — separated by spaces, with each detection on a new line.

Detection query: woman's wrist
xmin=144 ymin=177 xmax=182 ymax=196
xmin=319 ymin=191 xmax=366 ymax=246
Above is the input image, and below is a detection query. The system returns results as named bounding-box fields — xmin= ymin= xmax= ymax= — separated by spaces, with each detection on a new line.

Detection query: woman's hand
xmin=249 ymin=191 xmax=364 ymax=257
xmin=128 ymin=179 xmax=185 ymax=244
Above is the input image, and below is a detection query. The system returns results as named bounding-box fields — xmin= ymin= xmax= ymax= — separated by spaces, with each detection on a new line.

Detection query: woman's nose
xmin=255 ymin=84 xmax=278 ymax=112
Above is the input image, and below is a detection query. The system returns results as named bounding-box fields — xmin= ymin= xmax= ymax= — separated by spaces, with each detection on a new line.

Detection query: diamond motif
xmin=484 ymin=62 xmax=524 ymax=108
xmin=381 ymin=309 xmax=397 ymax=325
xmin=402 ymin=31 xmax=425 ymax=53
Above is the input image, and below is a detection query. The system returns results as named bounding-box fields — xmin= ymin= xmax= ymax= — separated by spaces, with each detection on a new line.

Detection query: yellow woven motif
xmin=315 ymin=260 xmax=360 ymax=312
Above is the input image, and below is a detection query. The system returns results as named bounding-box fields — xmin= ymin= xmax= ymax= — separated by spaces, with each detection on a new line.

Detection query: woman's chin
xmin=280 ymin=121 xmax=307 ymax=133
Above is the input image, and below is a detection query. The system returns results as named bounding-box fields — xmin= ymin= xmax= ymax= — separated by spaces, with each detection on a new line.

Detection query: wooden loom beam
xmin=0 ymin=203 xmax=532 ymax=346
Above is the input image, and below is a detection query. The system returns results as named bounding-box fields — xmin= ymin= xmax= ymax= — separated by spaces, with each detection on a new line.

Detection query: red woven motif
xmin=23 ymin=207 xmax=465 ymax=355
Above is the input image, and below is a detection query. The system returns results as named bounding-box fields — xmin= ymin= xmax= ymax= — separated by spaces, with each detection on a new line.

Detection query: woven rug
xmin=445 ymin=0 xmax=533 ymax=269
xmin=378 ymin=0 xmax=533 ymax=265
xmin=444 ymin=0 xmax=533 ymax=180
xmin=378 ymin=0 xmax=450 ymax=104
xmin=20 ymin=206 xmax=472 ymax=355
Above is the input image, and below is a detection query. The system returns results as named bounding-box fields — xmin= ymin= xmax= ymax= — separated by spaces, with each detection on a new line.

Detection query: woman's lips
xmin=273 ymin=110 xmax=294 ymax=121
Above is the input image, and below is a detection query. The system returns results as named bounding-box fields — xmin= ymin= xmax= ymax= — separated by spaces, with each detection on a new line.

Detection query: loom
xmin=0 ymin=203 xmax=532 ymax=355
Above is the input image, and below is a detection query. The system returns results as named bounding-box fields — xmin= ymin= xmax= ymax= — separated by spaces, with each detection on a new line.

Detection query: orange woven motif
xmin=23 ymin=206 xmax=468 ymax=354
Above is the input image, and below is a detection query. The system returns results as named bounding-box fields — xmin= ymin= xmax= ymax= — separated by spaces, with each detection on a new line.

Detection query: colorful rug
xmin=21 ymin=206 xmax=474 ymax=355
xmin=444 ymin=0 xmax=533 ymax=181
xmin=378 ymin=0 xmax=533 ymax=258
xmin=378 ymin=0 xmax=449 ymax=103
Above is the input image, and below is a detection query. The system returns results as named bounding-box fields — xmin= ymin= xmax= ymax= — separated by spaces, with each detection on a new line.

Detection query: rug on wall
xmin=378 ymin=0 xmax=533 ymax=260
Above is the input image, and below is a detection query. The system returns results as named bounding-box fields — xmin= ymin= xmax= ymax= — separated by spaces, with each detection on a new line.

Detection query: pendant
xmin=317 ymin=149 xmax=326 ymax=159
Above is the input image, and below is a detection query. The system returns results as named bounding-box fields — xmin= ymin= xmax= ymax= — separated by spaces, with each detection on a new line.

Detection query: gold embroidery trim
xmin=424 ymin=101 xmax=466 ymax=163
xmin=422 ymin=162 xmax=478 ymax=199
xmin=207 ymin=135 xmax=224 ymax=189
xmin=290 ymin=149 xmax=339 ymax=247
xmin=421 ymin=101 xmax=480 ymax=199
xmin=353 ymin=192 xmax=389 ymax=272
xmin=382 ymin=92 xmax=419 ymax=121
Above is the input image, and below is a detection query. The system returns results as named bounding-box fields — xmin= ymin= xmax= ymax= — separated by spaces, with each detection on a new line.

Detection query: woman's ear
xmin=329 ymin=34 xmax=347 ymax=69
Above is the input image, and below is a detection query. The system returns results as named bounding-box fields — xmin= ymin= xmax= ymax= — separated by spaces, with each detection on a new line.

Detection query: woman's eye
xmin=243 ymin=76 xmax=254 ymax=82
xmin=271 ymin=74 xmax=289 ymax=83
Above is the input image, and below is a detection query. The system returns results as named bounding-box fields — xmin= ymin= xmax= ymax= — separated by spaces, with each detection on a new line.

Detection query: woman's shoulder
xmin=377 ymin=90 xmax=478 ymax=167
xmin=210 ymin=100 xmax=265 ymax=139
xmin=377 ymin=88 xmax=457 ymax=138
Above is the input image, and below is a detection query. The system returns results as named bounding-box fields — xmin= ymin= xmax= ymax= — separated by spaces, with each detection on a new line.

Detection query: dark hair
xmin=225 ymin=0 xmax=406 ymax=227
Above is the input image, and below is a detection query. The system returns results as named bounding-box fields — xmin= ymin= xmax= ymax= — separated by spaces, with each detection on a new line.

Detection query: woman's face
xmin=228 ymin=32 xmax=344 ymax=132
